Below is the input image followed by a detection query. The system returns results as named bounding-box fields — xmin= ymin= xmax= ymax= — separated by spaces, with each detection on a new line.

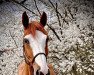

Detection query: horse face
xmin=22 ymin=12 xmax=49 ymax=75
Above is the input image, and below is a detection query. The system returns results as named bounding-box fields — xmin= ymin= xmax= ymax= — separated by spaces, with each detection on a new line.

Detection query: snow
xmin=0 ymin=0 xmax=94 ymax=75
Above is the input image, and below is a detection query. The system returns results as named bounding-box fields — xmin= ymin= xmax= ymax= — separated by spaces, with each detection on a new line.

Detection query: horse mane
xmin=25 ymin=21 xmax=48 ymax=36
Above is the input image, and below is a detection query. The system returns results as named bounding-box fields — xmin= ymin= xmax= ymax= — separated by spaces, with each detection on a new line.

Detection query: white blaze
xmin=24 ymin=30 xmax=48 ymax=75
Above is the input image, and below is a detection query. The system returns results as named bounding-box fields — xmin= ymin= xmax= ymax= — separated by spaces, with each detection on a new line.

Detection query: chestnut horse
xmin=18 ymin=12 xmax=55 ymax=75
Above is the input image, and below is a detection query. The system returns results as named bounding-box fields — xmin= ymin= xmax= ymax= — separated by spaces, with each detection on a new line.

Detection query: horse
xmin=18 ymin=11 xmax=55 ymax=75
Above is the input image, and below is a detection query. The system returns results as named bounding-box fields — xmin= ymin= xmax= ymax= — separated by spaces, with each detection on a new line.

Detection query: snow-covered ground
xmin=0 ymin=0 xmax=94 ymax=75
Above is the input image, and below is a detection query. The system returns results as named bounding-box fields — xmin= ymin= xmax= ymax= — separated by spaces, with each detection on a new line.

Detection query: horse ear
xmin=40 ymin=12 xmax=47 ymax=27
xmin=22 ymin=11 xmax=29 ymax=29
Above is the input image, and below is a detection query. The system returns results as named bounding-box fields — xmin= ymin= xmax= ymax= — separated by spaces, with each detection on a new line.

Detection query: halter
xmin=32 ymin=53 xmax=47 ymax=64
xmin=23 ymin=45 xmax=47 ymax=65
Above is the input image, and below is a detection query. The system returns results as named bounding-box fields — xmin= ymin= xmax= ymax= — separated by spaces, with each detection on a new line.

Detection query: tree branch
xmin=33 ymin=0 xmax=41 ymax=16
xmin=56 ymin=3 xmax=61 ymax=26
xmin=48 ymin=0 xmax=69 ymax=25
xmin=12 ymin=0 xmax=39 ymax=16
xmin=47 ymin=24 xmax=61 ymax=42
xmin=9 ymin=30 xmax=18 ymax=48
xmin=20 ymin=0 xmax=27 ymax=4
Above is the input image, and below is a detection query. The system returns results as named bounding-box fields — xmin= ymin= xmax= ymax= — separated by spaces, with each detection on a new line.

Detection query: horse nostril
xmin=40 ymin=71 xmax=44 ymax=75
xmin=36 ymin=70 xmax=44 ymax=75
xmin=46 ymin=69 xmax=50 ymax=75
xmin=36 ymin=70 xmax=39 ymax=75
xmin=36 ymin=70 xmax=50 ymax=75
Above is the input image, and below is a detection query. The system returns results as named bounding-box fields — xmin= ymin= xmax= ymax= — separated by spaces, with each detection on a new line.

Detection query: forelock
xmin=29 ymin=21 xmax=48 ymax=36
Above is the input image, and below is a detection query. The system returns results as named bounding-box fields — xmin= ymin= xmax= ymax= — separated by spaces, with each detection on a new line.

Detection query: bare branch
xmin=12 ymin=0 xmax=39 ymax=16
xmin=48 ymin=0 xmax=55 ymax=9
xmin=48 ymin=0 xmax=69 ymax=25
xmin=56 ymin=3 xmax=61 ymax=26
xmin=9 ymin=30 xmax=18 ymax=48
xmin=20 ymin=0 xmax=27 ymax=4
xmin=47 ymin=24 xmax=61 ymax=42
xmin=33 ymin=0 xmax=41 ymax=16
xmin=67 ymin=7 xmax=74 ymax=19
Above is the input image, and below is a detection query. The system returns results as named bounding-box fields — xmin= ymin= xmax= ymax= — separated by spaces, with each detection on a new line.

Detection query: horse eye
xmin=23 ymin=38 xmax=29 ymax=44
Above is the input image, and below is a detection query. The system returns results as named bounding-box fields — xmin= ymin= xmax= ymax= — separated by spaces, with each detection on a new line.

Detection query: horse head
xmin=22 ymin=11 xmax=49 ymax=75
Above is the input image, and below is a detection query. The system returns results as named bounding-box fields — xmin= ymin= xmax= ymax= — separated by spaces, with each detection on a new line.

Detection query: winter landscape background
xmin=0 ymin=0 xmax=94 ymax=75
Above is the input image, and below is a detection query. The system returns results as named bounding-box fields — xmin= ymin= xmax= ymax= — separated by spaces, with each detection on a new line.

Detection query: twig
xmin=48 ymin=1 xmax=63 ymax=35
xmin=12 ymin=0 xmax=39 ymax=16
xmin=47 ymin=24 xmax=61 ymax=42
xmin=39 ymin=0 xmax=51 ymax=8
xmin=67 ymin=7 xmax=74 ymax=19
xmin=20 ymin=0 xmax=27 ymax=4
xmin=48 ymin=0 xmax=55 ymax=9
xmin=9 ymin=30 xmax=18 ymax=48
xmin=48 ymin=0 xmax=69 ymax=25
xmin=56 ymin=3 xmax=61 ymax=26
xmin=55 ymin=3 xmax=63 ymax=35
xmin=63 ymin=7 xmax=72 ymax=20
xmin=33 ymin=0 xmax=41 ymax=16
